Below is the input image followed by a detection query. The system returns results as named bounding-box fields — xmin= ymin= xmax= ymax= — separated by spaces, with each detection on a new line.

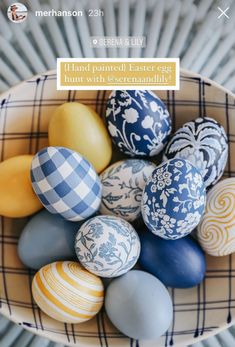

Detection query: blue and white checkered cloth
xmin=31 ymin=147 xmax=102 ymax=221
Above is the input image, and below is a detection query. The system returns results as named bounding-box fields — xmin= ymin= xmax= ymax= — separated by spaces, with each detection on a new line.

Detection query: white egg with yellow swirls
xmin=197 ymin=178 xmax=235 ymax=256
xmin=32 ymin=261 xmax=104 ymax=323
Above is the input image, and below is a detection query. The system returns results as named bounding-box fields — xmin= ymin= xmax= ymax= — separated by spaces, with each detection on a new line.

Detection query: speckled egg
xmin=105 ymin=270 xmax=173 ymax=340
xmin=18 ymin=210 xmax=81 ymax=269
xmin=99 ymin=159 xmax=156 ymax=222
xmin=75 ymin=215 xmax=140 ymax=277
xmin=106 ymin=90 xmax=172 ymax=156
xmin=197 ymin=178 xmax=235 ymax=256
xmin=141 ymin=158 xmax=206 ymax=240
xmin=32 ymin=261 xmax=104 ymax=323
xmin=163 ymin=117 xmax=228 ymax=188
xmin=30 ymin=147 xmax=102 ymax=221
xmin=139 ymin=230 xmax=206 ymax=288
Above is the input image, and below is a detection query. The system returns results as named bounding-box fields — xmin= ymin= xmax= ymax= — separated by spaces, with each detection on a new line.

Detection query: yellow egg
xmin=32 ymin=261 xmax=104 ymax=323
xmin=48 ymin=102 xmax=112 ymax=173
xmin=0 ymin=155 xmax=42 ymax=218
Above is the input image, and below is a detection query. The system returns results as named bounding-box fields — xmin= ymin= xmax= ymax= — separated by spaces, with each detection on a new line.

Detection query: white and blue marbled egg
xmin=30 ymin=147 xmax=102 ymax=221
xmin=106 ymin=90 xmax=172 ymax=157
xmin=99 ymin=159 xmax=156 ymax=222
xmin=75 ymin=215 xmax=140 ymax=278
xmin=163 ymin=117 xmax=228 ymax=188
xmin=141 ymin=158 xmax=206 ymax=240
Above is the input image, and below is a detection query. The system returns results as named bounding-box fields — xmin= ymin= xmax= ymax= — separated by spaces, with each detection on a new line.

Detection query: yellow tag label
xmin=57 ymin=59 xmax=180 ymax=90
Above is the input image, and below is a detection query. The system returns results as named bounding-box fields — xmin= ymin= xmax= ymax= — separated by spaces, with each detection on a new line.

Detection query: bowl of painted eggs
xmin=0 ymin=70 xmax=235 ymax=347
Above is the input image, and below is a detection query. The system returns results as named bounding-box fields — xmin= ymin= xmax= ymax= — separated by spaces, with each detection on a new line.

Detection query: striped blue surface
xmin=1 ymin=314 xmax=235 ymax=347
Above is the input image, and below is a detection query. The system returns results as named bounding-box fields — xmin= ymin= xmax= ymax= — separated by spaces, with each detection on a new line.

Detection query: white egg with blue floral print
xmin=141 ymin=158 xmax=206 ymax=240
xmin=99 ymin=159 xmax=156 ymax=222
xmin=106 ymin=90 xmax=172 ymax=157
xmin=75 ymin=215 xmax=140 ymax=278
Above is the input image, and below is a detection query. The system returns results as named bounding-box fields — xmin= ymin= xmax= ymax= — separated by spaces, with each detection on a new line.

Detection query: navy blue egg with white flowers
xmin=106 ymin=90 xmax=172 ymax=157
xmin=31 ymin=147 xmax=102 ymax=222
xmin=141 ymin=158 xmax=206 ymax=240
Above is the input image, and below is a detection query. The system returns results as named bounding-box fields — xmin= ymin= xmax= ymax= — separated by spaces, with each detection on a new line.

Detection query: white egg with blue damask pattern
xmin=99 ymin=159 xmax=156 ymax=222
xmin=75 ymin=215 xmax=140 ymax=278
xmin=106 ymin=90 xmax=172 ymax=156
xmin=141 ymin=158 xmax=206 ymax=240
xmin=31 ymin=147 xmax=102 ymax=221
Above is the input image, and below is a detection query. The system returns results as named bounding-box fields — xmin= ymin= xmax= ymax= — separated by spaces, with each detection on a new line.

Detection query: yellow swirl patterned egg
xmin=32 ymin=261 xmax=104 ymax=323
xmin=197 ymin=178 xmax=235 ymax=256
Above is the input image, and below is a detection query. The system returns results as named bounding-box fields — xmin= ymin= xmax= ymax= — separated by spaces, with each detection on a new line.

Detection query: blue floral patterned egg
xmin=106 ymin=90 xmax=172 ymax=156
xmin=75 ymin=215 xmax=140 ymax=277
xmin=163 ymin=117 xmax=228 ymax=188
xmin=141 ymin=158 xmax=206 ymax=240
xmin=31 ymin=147 xmax=102 ymax=221
xmin=99 ymin=159 xmax=156 ymax=222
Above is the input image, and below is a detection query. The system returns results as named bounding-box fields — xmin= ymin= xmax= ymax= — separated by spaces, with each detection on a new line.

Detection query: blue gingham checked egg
xmin=30 ymin=147 xmax=102 ymax=221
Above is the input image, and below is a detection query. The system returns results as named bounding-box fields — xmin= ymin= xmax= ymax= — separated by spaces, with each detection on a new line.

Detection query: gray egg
xmin=18 ymin=210 xmax=82 ymax=269
xmin=105 ymin=270 xmax=173 ymax=340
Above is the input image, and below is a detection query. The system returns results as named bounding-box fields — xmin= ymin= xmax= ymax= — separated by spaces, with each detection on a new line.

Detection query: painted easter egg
xmin=197 ymin=178 xmax=235 ymax=256
xmin=32 ymin=261 xmax=104 ymax=323
xmin=163 ymin=117 xmax=228 ymax=187
xmin=105 ymin=270 xmax=173 ymax=340
xmin=0 ymin=155 xmax=42 ymax=218
xmin=141 ymin=158 xmax=206 ymax=240
xmin=18 ymin=210 xmax=82 ymax=269
xmin=99 ymin=159 xmax=156 ymax=222
xmin=106 ymin=90 xmax=172 ymax=156
xmin=139 ymin=230 xmax=206 ymax=288
xmin=48 ymin=102 xmax=112 ymax=173
xmin=75 ymin=215 xmax=140 ymax=277
xmin=30 ymin=147 xmax=102 ymax=221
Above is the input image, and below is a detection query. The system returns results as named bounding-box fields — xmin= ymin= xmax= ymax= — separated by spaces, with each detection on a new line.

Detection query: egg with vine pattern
xmin=75 ymin=215 xmax=140 ymax=278
xmin=106 ymin=90 xmax=172 ymax=157
xmin=99 ymin=159 xmax=156 ymax=222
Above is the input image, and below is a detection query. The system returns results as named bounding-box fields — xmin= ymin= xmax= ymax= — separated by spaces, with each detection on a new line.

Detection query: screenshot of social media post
xmin=0 ymin=1 xmax=235 ymax=347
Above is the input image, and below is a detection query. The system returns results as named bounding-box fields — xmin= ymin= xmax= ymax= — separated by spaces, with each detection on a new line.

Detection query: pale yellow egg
xmin=0 ymin=155 xmax=42 ymax=218
xmin=48 ymin=102 xmax=112 ymax=173
xmin=32 ymin=261 xmax=104 ymax=323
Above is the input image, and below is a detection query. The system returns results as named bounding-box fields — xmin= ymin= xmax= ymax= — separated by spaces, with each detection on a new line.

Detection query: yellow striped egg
xmin=197 ymin=178 xmax=235 ymax=256
xmin=32 ymin=261 xmax=104 ymax=323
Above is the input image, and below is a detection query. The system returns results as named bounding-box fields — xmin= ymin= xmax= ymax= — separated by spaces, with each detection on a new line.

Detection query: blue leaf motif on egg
xmin=75 ymin=215 xmax=140 ymax=278
xmin=141 ymin=158 xmax=206 ymax=240
xmin=163 ymin=117 xmax=228 ymax=188
xmin=106 ymin=90 xmax=172 ymax=156
xmin=100 ymin=159 xmax=156 ymax=222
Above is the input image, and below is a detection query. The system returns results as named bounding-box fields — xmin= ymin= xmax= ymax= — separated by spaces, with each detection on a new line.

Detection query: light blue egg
xmin=105 ymin=270 xmax=173 ymax=340
xmin=18 ymin=210 xmax=82 ymax=269
xmin=30 ymin=146 xmax=102 ymax=221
